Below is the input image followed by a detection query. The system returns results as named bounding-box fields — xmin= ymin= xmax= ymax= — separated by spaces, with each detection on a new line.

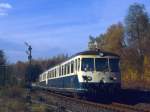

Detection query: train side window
xmin=64 ymin=64 xmax=67 ymax=75
xmin=43 ymin=74 xmax=45 ymax=80
xmin=70 ymin=63 xmax=71 ymax=74
xmin=62 ymin=66 xmax=64 ymax=75
xmin=51 ymin=71 xmax=52 ymax=78
xmin=43 ymin=74 xmax=44 ymax=80
xmin=54 ymin=70 xmax=55 ymax=77
xmin=53 ymin=69 xmax=55 ymax=77
xmin=56 ymin=67 xmax=58 ymax=77
xmin=63 ymin=65 xmax=65 ymax=75
xmin=40 ymin=75 xmax=41 ymax=81
xmin=53 ymin=70 xmax=54 ymax=77
xmin=57 ymin=68 xmax=58 ymax=77
xmin=49 ymin=72 xmax=50 ymax=78
xmin=67 ymin=63 xmax=70 ymax=74
xmin=71 ymin=61 xmax=74 ymax=73
xmin=75 ymin=59 xmax=77 ymax=71
xmin=52 ymin=70 xmax=54 ymax=77
xmin=66 ymin=64 xmax=68 ymax=74
xmin=54 ymin=69 xmax=56 ymax=77
xmin=78 ymin=58 xmax=80 ymax=71
xmin=56 ymin=68 xmax=58 ymax=77
xmin=46 ymin=73 xmax=48 ymax=79
xmin=47 ymin=71 xmax=49 ymax=78
xmin=47 ymin=72 xmax=49 ymax=78
xmin=64 ymin=65 xmax=66 ymax=75
xmin=53 ymin=70 xmax=55 ymax=77
xmin=66 ymin=63 xmax=68 ymax=74
xmin=55 ymin=69 xmax=56 ymax=77
xmin=66 ymin=64 xmax=68 ymax=75
xmin=59 ymin=66 xmax=61 ymax=76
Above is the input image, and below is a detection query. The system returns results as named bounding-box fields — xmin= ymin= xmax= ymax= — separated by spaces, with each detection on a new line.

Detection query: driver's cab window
xmin=81 ymin=58 xmax=94 ymax=71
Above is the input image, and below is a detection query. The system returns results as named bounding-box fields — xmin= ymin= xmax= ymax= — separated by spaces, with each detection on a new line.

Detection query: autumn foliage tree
xmin=125 ymin=3 xmax=150 ymax=78
xmin=88 ymin=3 xmax=150 ymax=89
xmin=88 ymin=23 xmax=124 ymax=55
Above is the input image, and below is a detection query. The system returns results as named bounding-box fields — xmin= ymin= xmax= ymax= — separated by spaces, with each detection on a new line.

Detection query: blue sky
xmin=0 ymin=0 xmax=149 ymax=63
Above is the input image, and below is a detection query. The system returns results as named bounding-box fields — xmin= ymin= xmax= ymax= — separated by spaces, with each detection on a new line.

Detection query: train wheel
xmin=82 ymin=96 xmax=87 ymax=100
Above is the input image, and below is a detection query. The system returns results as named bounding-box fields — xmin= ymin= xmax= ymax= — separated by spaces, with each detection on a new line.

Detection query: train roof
xmin=71 ymin=50 xmax=119 ymax=58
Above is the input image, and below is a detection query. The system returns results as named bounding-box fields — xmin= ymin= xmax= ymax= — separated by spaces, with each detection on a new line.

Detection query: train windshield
xmin=95 ymin=58 xmax=109 ymax=71
xmin=81 ymin=58 xmax=94 ymax=71
xmin=109 ymin=58 xmax=120 ymax=72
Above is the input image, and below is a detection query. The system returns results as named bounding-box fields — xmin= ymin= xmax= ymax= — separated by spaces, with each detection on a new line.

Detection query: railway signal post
xmin=25 ymin=42 xmax=32 ymax=105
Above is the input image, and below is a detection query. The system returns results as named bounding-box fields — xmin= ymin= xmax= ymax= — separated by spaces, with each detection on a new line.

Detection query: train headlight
xmin=110 ymin=76 xmax=117 ymax=81
xmin=113 ymin=77 xmax=117 ymax=80
xmin=99 ymin=52 xmax=104 ymax=57
xmin=82 ymin=76 xmax=92 ymax=81
xmin=87 ymin=76 xmax=92 ymax=81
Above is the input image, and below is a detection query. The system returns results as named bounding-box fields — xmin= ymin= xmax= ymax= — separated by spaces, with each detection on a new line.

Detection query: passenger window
xmin=43 ymin=74 xmax=44 ymax=80
xmin=52 ymin=70 xmax=54 ymax=77
xmin=47 ymin=72 xmax=48 ymax=78
xmin=62 ymin=66 xmax=64 ymax=75
xmin=40 ymin=76 xmax=41 ymax=81
xmin=47 ymin=73 xmax=48 ymax=79
xmin=67 ymin=63 xmax=70 ymax=74
xmin=55 ymin=69 xmax=56 ymax=77
xmin=53 ymin=71 xmax=54 ymax=77
xmin=43 ymin=74 xmax=45 ymax=80
xmin=64 ymin=65 xmax=66 ymax=75
xmin=49 ymin=71 xmax=50 ymax=78
xmin=59 ymin=66 xmax=61 ymax=76
xmin=47 ymin=71 xmax=49 ymax=78
xmin=65 ymin=64 xmax=67 ymax=75
xmin=71 ymin=61 xmax=74 ymax=73
xmin=75 ymin=59 xmax=77 ymax=71
xmin=78 ymin=58 xmax=80 ymax=71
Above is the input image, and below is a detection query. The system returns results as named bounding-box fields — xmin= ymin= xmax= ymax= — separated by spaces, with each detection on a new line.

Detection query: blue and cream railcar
xmin=38 ymin=50 xmax=121 ymax=95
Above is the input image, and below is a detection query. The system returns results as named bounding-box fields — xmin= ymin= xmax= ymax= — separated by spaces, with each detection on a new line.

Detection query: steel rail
xmin=31 ymin=89 xmax=150 ymax=112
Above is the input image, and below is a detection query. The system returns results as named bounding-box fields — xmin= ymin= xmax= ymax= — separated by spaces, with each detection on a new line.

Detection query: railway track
xmin=31 ymin=89 xmax=150 ymax=112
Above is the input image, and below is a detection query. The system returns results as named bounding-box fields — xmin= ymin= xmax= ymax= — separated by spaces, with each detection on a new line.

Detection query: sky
xmin=0 ymin=0 xmax=150 ymax=63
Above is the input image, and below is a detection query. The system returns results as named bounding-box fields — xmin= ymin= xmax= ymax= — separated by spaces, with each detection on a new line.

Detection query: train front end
xmin=78 ymin=52 xmax=121 ymax=95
